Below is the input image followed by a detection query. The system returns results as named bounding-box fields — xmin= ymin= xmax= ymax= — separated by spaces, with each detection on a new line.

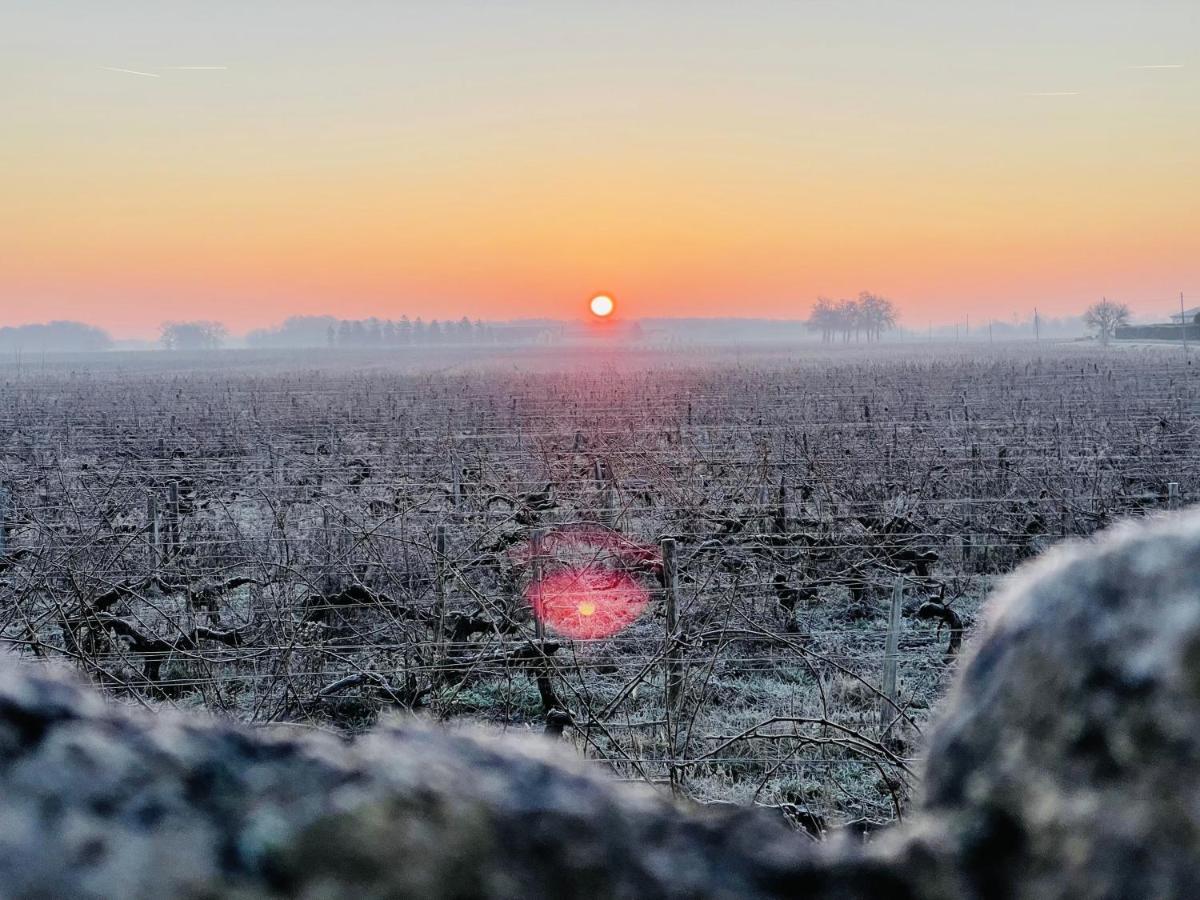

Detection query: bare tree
xmin=835 ymin=297 xmax=862 ymax=342
xmin=858 ymin=292 xmax=898 ymax=341
xmin=807 ymin=297 xmax=839 ymax=343
xmin=1083 ymin=298 xmax=1130 ymax=346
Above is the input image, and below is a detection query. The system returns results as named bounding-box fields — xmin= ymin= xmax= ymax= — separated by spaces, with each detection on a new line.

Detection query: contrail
xmin=102 ymin=66 xmax=159 ymax=78
xmin=1128 ymin=64 xmax=1183 ymax=69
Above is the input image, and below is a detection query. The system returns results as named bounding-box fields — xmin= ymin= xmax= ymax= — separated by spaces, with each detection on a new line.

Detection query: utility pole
xmin=1182 ymin=292 xmax=1189 ymax=354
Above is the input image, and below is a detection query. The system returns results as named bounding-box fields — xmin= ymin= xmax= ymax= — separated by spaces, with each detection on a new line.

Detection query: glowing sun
xmin=589 ymin=294 xmax=615 ymax=318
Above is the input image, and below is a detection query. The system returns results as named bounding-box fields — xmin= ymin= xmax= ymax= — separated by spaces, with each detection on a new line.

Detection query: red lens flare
xmin=527 ymin=566 xmax=649 ymax=640
xmin=513 ymin=525 xmax=659 ymax=640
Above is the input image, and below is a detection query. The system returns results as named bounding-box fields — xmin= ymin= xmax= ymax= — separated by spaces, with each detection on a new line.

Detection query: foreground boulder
xmin=912 ymin=507 xmax=1200 ymax=898
xmin=3 ymin=510 xmax=1200 ymax=897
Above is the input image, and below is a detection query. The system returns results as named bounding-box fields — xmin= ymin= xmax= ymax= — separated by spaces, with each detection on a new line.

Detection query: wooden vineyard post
xmin=594 ymin=459 xmax=615 ymax=529
xmin=1169 ymin=482 xmax=1181 ymax=511
xmin=661 ymin=536 xmax=684 ymax=793
xmin=0 ymin=481 xmax=8 ymax=558
xmin=1061 ymin=489 xmax=1074 ymax=537
xmin=530 ymin=528 xmax=545 ymax=641
xmin=961 ymin=498 xmax=972 ymax=571
xmin=38 ymin=482 xmax=50 ymax=527
xmin=450 ymin=453 xmax=461 ymax=508
xmin=321 ymin=507 xmax=335 ymax=594
xmin=167 ymin=480 xmax=180 ymax=558
xmin=434 ymin=524 xmax=448 ymax=658
xmin=662 ymin=537 xmax=681 ymax=710
xmin=528 ymin=526 xmax=563 ymax=722
xmin=146 ymin=491 xmax=160 ymax=573
xmin=879 ymin=578 xmax=904 ymax=734
xmin=964 ymin=494 xmax=974 ymax=571
xmin=603 ymin=481 xmax=618 ymax=530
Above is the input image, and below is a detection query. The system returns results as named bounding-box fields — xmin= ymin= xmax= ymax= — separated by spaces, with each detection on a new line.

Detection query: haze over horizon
xmin=3 ymin=1 xmax=1197 ymax=338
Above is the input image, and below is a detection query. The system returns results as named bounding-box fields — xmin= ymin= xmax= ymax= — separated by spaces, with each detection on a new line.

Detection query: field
xmin=0 ymin=341 xmax=1194 ymax=834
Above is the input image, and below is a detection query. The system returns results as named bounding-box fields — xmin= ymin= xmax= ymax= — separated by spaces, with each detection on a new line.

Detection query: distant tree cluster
xmin=160 ymin=321 xmax=228 ymax=351
xmin=807 ymin=293 xmax=898 ymax=343
xmin=0 ymin=321 xmax=112 ymax=353
xmin=245 ymin=316 xmax=340 ymax=349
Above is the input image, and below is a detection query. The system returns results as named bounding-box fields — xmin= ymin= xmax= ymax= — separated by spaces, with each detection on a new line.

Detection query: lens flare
xmin=527 ymin=566 xmax=648 ymax=640
xmin=513 ymin=524 xmax=659 ymax=640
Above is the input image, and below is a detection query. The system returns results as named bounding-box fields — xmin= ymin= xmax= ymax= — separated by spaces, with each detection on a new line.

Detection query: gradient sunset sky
xmin=3 ymin=1 xmax=1197 ymax=336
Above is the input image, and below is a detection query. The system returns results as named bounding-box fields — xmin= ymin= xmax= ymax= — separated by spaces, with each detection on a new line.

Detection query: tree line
xmin=330 ymin=315 xmax=496 ymax=348
xmin=0 ymin=321 xmax=112 ymax=353
xmin=12 ymin=297 xmax=1153 ymax=353
xmin=245 ymin=315 xmax=500 ymax=349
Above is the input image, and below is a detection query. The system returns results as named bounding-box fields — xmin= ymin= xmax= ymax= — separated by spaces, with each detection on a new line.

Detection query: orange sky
xmin=2 ymin=2 xmax=1197 ymax=336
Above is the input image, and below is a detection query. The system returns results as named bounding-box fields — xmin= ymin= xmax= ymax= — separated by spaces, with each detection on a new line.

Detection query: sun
xmin=589 ymin=294 xmax=615 ymax=318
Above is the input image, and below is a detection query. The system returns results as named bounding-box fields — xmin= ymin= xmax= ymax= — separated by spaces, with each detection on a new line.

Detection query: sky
xmin=2 ymin=1 xmax=1197 ymax=337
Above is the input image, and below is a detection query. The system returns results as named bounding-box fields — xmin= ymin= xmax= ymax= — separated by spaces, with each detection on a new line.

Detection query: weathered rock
xmin=912 ymin=508 xmax=1200 ymax=899
xmin=3 ymin=510 xmax=1200 ymax=897
xmin=0 ymin=658 xmax=899 ymax=898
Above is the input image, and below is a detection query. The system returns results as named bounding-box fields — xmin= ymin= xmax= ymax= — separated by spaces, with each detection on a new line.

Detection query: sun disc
xmin=590 ymin=294 xmax=615 ymax=318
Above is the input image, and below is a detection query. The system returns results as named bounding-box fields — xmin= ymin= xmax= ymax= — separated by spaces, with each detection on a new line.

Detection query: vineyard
xmin=0 ymin=342 xmax=1194 ymax=833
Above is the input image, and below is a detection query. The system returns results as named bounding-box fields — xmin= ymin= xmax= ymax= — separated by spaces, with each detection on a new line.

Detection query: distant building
xmin=1116 ymin=306 xmax=1200 ymax=342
